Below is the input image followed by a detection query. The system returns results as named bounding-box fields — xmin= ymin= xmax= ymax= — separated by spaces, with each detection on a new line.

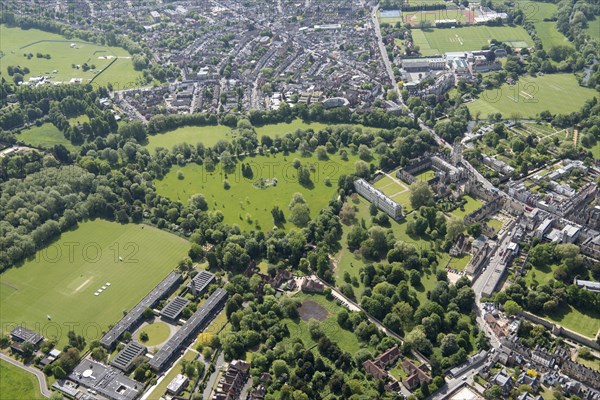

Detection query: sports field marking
xmin=74 ymin=278 xmax=92 ymax=292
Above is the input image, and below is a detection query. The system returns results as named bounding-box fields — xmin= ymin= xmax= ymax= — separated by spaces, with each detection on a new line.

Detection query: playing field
xmin=16 ymin=123 xmax=77 ymax=150
xmin=0 ymin=360 xmax=43 ymax=400
xmin=155 ymin=151 xmax=361 ymax=230
xmin=468 ymin=74 xmax=598 ymax=119
xmin=515 ymin=0 xmax=571 ymax=49
xmin=403 ymin=8 xmax=474 ymax=25
xmin=0 ymin=220 xmax=189 ymax=348
xmin=0 ymin=25 xmax=142 ymax=88
xmin=412 ymin=25 xmax=534 ymax=55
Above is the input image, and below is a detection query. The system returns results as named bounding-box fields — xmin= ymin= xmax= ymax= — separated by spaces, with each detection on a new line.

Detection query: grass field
xmin=139 ymin=320 xmax=172 ymax=347
xmin=403 ymin=8 xmax=474 ymax=26
xmin=412 ymin=25 xmax=533 ymax=56
xmin=413 ymin=169 xmax=436 ymax=182
xmin=0 ymin=25 xmax=142 ymax=88
xmin=0 ymin=220 xmax=189 ymax=348
xmin=155 ymin=151 xmax=362 ymax=230
xmin=543 ymin=304 xmax=600 ymax=338
xmin=0 ymin=361 xmax=44 ymax=400
xmin=0 ymin=360 xmax=43 ymax=400
xmin=146 ymin=125 xmax=234 ymax=152
xmin=254 ymin=119 xmax=331 ymax=137
xmin=468 ymin=74 xmax=598 ymax=119
xmin=16 ymin=123 xmax=77 ymax=150
xmin=373 ymin=171 xmax=413 ymax=213
xmin=515 ymin=0 xmax=571 ymax=49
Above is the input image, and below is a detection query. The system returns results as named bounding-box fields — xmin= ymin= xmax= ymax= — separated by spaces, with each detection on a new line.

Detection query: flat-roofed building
xmin=160 ymin=296 xmax=189 ymax=321
xmin=100 ymin=272 xmax=182 ymax=349
xmin=111 ymin=342 xmax=147 ymax=372
xmin=69 ymin=358 xmax=141 ymax=400
xmin=149 ymin=288 xmax=228 ymax=371
xmin=188 ymin=270 xmax=216 ymax=296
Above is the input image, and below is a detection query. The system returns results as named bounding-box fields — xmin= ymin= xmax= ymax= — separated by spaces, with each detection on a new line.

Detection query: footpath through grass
xmin=0 ymin=220 xmax=189 ymax=348
xmin=0 ymin=360 xmax=44 ymax=400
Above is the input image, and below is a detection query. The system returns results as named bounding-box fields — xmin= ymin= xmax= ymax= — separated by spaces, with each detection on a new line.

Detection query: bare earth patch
xmin=298 ymin=300 xmax=329 ymax=321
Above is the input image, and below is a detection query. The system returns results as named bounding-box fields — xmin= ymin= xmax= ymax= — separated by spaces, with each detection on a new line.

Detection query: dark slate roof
xmin=100 ymin=272 xmax=182 ymax=349
xmin=10 ymin=326 xmax=43 ymax=345
xmin=110 ymin=341 xmax=147 ymax=372
xmin=149 ymin=288 xmax=227 ymax=371
xmin=189 ymin=270 xmax=215 ymax=294
xmin=160 ymin=296 xmax=190 ymax=320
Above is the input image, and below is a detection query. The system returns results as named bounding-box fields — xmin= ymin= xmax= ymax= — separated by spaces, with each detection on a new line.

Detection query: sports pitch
xmin=412 ymin=25 xmax=534 ymax=55
xmin=0 ymin=220 xmax=189 ymax=348
xmin=0 ymin=25 xmax=142 ymax=88
xmin=468 ymin=74 xmax=598 ymax=119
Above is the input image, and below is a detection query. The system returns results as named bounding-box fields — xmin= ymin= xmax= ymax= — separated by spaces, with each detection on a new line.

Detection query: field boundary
xmin=19 ymin=39 xmax=103 ymax=50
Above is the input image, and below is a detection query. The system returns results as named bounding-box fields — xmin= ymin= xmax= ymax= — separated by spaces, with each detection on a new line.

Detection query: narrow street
xmin=0 ymin=353 xmax=51 ymax=398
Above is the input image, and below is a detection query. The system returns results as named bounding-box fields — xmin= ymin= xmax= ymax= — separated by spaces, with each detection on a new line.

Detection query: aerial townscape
xmin=0 ymin=0 xmax=599 ymax=400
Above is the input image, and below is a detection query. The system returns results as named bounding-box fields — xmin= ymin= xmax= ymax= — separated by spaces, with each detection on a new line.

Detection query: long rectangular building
xmin=100 ymin=271 xmax=182 ymax=349
xmin=354 ymin=178 xmax=403 ymax=220
xmin=149 ymin=288 xmax=228 ymax=371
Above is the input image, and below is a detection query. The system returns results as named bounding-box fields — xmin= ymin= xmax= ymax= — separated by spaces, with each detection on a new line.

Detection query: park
xmin=0 ymin=220 xmax=189 ymax=348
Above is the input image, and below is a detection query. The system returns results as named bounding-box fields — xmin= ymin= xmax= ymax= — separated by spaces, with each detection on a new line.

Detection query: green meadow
xmin=0 ymin=220 xmax=189 ymax=348
xmin=0 ymin=25 xmax=142 ymax=88
xmin=468 ymin=74 xmax=597 ymax=119
xmin=156 ymin=151 xmax=363 ymax=230
xmin=0 ymin=360 xmax=43 ymax=400
xmin=16 ymin=123 xmax=77 ymax=150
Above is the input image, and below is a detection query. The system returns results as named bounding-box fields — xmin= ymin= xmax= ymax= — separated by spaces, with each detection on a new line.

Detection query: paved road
xmin=203 ymin=352 xmax=225 ymax=400
xmin=0 ymin=353 xmax=51 ymax=398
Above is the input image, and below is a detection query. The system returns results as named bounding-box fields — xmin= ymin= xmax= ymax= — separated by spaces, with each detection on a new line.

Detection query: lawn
xmin=145 ymin=125 xmax=233 ymax=152
xmin=0 ymin=360 xmax=44 ymax=400
xmin=468 ymin=74 xmax=598 ymax=119
xmin=16 ymin=123 xmax=77 ymax=150
xmin=0 ymin=25 xmax=142 ymax=88
xmin=373 ymin=172 xmax=413 ymax=213
xmin=525 ymin=262 xmax=559 ymax=287
xmin=577 ymin=355 xmax=600 ymax=371
xmin=0 ymin=220 xmax=189 ymax=348
xmin=486 ymin=218 xmax=504 ymax=233
xmin=451 ymin=195 xmax=483 ymax=219
xmin=139 ymin=320 xmax=172 ymax=347
xmin=543 ymin=304 xmax=600 ymax=339
xmin=155 ymin=151 xmax=362 ymax=230
xmin=515 ymin=0 xmax=571 ymax=49
xmin=413 ymin=169 xmax=436 ymax=182
xmin=281 ymin=292 xmax=375 ymax=354
xmin=412 ymin=25 xmax=533 ymax=56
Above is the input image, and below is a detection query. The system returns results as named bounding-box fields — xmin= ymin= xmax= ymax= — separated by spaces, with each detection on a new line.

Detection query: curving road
xmin=0 ymin=353 xmax=51 ymax=398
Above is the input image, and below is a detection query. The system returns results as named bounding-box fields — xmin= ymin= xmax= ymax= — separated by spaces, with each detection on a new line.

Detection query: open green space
xmin=16 ymin=123 xmax=77 ymax=150
xmin=543 ymin=304 xmax=600 ymax=338
xmin=486 ymin=218 xmax=504 ymax=233
xmin=146 ymin=125 xmax=233 ymax=151
xmin=155 ymin=151 xmax=362 ymax=230
xmin=0 ymin=24 xmax=142 ymax=88
xmin=0 ymin=220 xmax=189 ymax=348
xmin=139 ymin=320 xmax=172 ymax=347
xmin=525 ymin=262 xmax=560 ymax=287
xmin=413 ymin=169 xmax=436 ymax=182
xmin=68 ymin=114 xmax=90 ymax=126
xmin=254 ymin=119 xmax=331 ymax=137
xmin=584 ymin=18 xmax=600 ymax=37
xmin=515 ymin=0 xmax=571 ymax=49
xmin=577 ymin=355 xmax=600 ymax=371
xmin=282 ymin=292 xmax=374 ymax=354
xmin=468 ymin=74 xmax=598 ymax=119
xmin=451 ymin=195 xmax=483 ymax=219
xmin=373 ymin=172 xmax=413 ymax=213
xmin=412 ymin=25 xmax=533 ymax=56
xmin=0 ymin=360 xmax=44 ymax=400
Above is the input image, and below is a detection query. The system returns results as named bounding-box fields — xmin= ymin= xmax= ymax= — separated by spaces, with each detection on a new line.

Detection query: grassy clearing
xmin=515 ymin=0 xmax=571 ymax=49
xmin=543 ymin=304 xmax=600 ymax=338
xmin=155 ymin=151 xmax=362 ymax=230
xmin=486 ymin=218 xmax=504 ymax=233
xmin=412 ymin=25 xmax=533 ymax=56
xmin=468 ymin=74 xmax=598 ymax=119
xmin=282 ymin=292 xmax=374 ymax=354
xmin=0 ymin=220 xmax=189 ymax=348
xmin=0 ymin=360 xmax=44 ymax=400
xmin=146 ymin=125 xmax=233 ymax=151
xmin=0 ymin=25 xmax=142 ymax=88
xmin=254 ymin=119 xmax=372 ymax=138
xmin=577 ymin=355 xmax=600 ymax=371
xmin=16 ymin=123 xmax=76 ymax=150
xmin=140 ymin=320 xmax=172 ymax=347
xmin=373 ymin=172 xmax=413 ymax=213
